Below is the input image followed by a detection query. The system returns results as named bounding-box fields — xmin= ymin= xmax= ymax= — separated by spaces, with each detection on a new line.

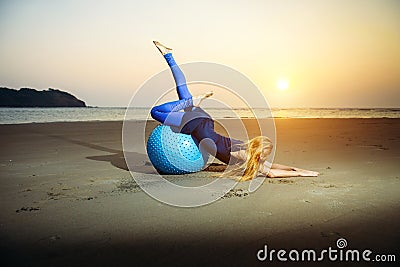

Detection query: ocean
xmin=0 ymin=107 xmax=399 ymax=124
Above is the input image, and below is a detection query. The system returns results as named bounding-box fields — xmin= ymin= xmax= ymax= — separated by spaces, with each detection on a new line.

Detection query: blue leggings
xmin=150 ymin=53 xmax=243 ymax=164
xmin=150 ymin=53 xmax=196 ymax=127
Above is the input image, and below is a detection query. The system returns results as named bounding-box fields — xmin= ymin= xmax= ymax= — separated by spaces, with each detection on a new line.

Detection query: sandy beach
xmin=1 ymin=118 xmax=399 ymax=266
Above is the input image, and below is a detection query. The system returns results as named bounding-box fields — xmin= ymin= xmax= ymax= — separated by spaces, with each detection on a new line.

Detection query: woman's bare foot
xmin=153 ymin=41 xmax=172 ymax=55
xmin=192 ymin=91 xmax=213 ymax=107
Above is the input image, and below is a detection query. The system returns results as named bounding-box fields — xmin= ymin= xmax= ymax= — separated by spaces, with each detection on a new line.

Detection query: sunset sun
xmin=277 ymin=79 xmax=289 ymax=90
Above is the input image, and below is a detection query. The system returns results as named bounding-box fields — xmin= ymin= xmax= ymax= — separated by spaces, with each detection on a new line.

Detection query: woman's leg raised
xmin=164 ymin=53 xmax=192 ymax=100
xmin=153 ymin=41 xmax=193 ymax=100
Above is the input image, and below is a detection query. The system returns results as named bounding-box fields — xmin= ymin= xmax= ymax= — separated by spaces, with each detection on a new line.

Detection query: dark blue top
xmin=176 ymin=107 xmax=243 ymax=165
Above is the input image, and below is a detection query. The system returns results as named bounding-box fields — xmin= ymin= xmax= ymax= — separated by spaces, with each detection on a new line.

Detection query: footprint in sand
xmin=358 ymin=144 xmax=389 ymax=151
xmin=16 ymin=207 xmax=40 ymax=213
xmin=320 ymin=231 xmax=341 ymax=238
xmin=114 ymin=179 xmax=142 ymax=193
xmin=221 ymin=188 xmax=249 ymax=199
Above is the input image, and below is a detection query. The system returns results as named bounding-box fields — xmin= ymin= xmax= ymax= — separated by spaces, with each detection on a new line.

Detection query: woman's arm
xmin=231 ymin=151 xmax=319 ymax=178
xmin=259 ymin=161 xmax=319 ymax=178
xmin=271 ymin=163 xmax=297 ymax=171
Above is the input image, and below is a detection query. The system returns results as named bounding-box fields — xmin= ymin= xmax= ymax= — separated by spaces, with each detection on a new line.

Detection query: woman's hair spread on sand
xmin=222 ymin=136 xmax=273 ymax=181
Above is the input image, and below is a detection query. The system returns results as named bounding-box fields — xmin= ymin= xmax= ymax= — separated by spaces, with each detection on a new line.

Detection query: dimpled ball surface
xmin=146 ymin=125 xmax=206 ymax=174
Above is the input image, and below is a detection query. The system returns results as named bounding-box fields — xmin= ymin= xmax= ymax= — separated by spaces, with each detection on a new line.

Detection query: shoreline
xmin=1 ymin=116 xmax=400 ymax=126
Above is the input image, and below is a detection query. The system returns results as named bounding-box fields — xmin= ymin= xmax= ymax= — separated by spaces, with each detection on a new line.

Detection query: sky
xmin=0 ymin=0 xmax=399 ymax=108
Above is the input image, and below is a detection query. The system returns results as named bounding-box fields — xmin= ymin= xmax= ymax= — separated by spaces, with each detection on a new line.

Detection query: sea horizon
xmin=0 ymin=107 xmax=399 ymax=124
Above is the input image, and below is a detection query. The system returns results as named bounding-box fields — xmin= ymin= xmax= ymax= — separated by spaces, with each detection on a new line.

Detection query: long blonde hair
xmin=222 ymin=136 xmax=273 ymax=181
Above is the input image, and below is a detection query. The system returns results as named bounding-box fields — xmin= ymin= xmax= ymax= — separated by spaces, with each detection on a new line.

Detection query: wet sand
xmin=0 ymin=119 xmax=399 ymax=266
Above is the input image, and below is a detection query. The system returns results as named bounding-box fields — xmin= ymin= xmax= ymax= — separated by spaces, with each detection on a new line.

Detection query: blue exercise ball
xmin=146 ymin=125 xmax=207 ymax=174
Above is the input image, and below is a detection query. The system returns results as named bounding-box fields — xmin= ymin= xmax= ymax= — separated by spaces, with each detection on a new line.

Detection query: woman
xmin=151 ymin=41 xmax=319 ymax=181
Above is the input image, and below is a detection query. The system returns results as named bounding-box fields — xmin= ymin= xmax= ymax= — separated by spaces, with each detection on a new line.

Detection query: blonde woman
xmin=151 ymin=41 xmax=319 ymax=180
